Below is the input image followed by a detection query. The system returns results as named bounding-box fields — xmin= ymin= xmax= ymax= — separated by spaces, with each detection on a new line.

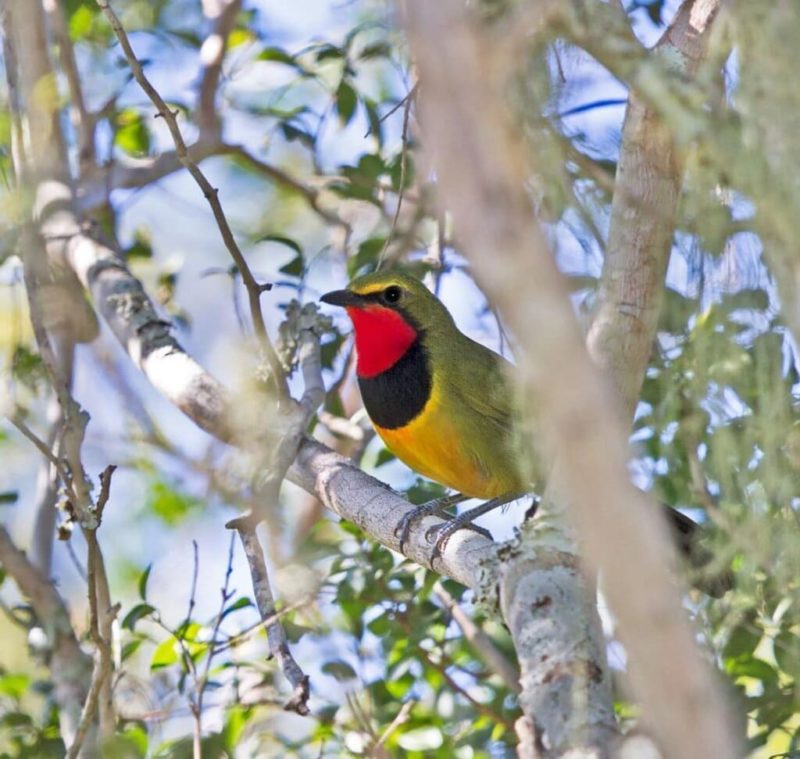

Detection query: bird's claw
xmin=394 ymin=493 xmax=469 ymax=554
xmin=426 ymin=520 xmax=492 ymax=563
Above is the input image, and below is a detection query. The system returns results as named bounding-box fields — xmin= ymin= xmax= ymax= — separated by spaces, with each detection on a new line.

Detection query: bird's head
xmin=320 ymin=271 xmax=455 ymax=377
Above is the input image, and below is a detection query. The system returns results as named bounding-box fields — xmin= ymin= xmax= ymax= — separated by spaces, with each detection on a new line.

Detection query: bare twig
xmin=215 ymin=595 xmax=311 ymax=652
xmin=378 ymin=84 xmax=414 ymax=267
xmin=45 ymin=0 xmax=95 ymax=170
xmin=8 ymin=412 xmax=67 ymax=476
xmin=373 ymin=700 xmax=415 ymax=749
xmin=67 ymin=464 xmax=118 ymax=757
xmin=191 ymin=533 xmax=236 ymax=759
xmin=235 ymin=525 xmax=310 ymax=714
xmin=96 ymin=0 xmax=290 ymax=403
xmin=196 ymin=0 xmax=243 ymax=136
xmin=434 ymin=583 xmax=520 ymax=693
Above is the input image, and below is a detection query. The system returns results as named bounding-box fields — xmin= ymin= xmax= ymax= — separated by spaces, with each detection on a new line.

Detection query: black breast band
xmin=358 ymin=338 xmax=432 ymax=430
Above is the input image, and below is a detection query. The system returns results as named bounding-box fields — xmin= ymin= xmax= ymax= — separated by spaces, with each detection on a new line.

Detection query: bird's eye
xmin=383 ymin=285 xmax=402 ymax=304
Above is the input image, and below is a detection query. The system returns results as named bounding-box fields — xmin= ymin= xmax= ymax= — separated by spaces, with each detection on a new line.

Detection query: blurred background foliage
xmin=0 ymin=0 xmax=798 ymax=756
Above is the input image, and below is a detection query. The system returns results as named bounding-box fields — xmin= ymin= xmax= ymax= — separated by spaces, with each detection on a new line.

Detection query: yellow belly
xmin=374 ymin=383 xmax=510 ymax=499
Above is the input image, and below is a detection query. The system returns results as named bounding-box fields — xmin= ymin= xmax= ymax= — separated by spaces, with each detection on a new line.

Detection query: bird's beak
xmin=319 ymin=289 xmax=362 ymax=308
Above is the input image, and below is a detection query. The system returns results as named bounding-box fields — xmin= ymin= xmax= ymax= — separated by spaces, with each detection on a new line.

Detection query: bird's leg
xmin=427 ymin=491 xmax=528 ymax=562
xmin=395 ymin=492 xmax=471 ymax=553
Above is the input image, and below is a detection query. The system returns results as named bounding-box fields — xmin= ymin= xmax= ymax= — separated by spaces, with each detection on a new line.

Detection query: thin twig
xmin=191 ymin=534 xmax=235 ymax=759
xmin=8 ymin=413 xmax=67 ymax=476
xmin=96 ymin=0 xmax=290 ymax=404
xmin=185 ymin=539 xmax=200 ymax=631
xmin=66 ymin=465 xmax=118 ymax=759
xmin=45 ymin=0 xmax=95 ymax=170
xmin=434 ymin=583 xmax=520 ymax=693
xmin=373 ymin=700 xmax=415 ymax=748
xmin=364 ymin=82 xmax=419 ymax=138
xmin=214 ymin=595 xmax=311 ymax=652
xmin=235 ymin=525 xmax=310 ymax=714
xmin=378 ymin=84 xmax=415 ymax=268
xmin=196 ymin=0 xmax=243 ymax=135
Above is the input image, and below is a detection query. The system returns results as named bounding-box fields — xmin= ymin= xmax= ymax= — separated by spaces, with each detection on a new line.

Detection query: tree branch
xmin=434 ymin=582 xmax=520 ymax=694
xmin=403 ymin=2 xmax=736 ymax=758
xmin=235 ymin=525 xmax=310 ymax=714
xmin=0 ymin=526 xmax=93 ymax=749
xmin=587 ymin=0 xmax=723 ymax=420
xmin=45 ymin=0 xmax=95 ymax=171
xmin=196 ymin=0 xmax=242 ymax=136
xmin=96 ymin=0 xmax=289 ymax=403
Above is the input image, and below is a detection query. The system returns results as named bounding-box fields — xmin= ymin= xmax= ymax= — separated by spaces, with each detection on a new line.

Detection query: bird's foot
xmin=426 ymin=492 xmax=528 ymax=563
xmin=395 ymin=492 xmax=468 ymax=553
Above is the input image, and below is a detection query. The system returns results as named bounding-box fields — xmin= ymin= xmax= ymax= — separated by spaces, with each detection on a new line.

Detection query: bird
xmin=320 ymin=270 xmax=729 ymax=594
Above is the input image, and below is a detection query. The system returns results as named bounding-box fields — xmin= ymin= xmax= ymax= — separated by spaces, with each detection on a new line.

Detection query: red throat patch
xmin=346 ymin=305 xmax=418 ymax=378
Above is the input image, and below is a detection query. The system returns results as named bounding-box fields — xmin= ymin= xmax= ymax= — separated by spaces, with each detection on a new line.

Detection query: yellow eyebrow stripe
xmin=350 ymin=283 xmax=392 ymax=296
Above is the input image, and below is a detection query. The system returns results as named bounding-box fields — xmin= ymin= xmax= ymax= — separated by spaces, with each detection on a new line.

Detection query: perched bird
xmin=321 ymin=271 xmax=727 ymax=593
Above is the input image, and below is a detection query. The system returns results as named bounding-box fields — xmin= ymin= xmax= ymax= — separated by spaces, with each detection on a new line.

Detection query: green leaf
xmin=127 ymin=229 xmax=153 ymax=259
xmin=228 ymin=28 xmax=255 ymax=49
xmin=316 ymin=44 xmax=344 ymax=62
xmin=146 ymin=481 xmax=202 ymax=525
xmin=280 ymin=122 xmax=315 ymax=149
xmin=138 ymin=564 xmax=153 ymax=601
xmin=375 ymin=448 xmax=396 ymax=467
xmin=363 ymin=98 xmax=382 ymax=145
xmin=347 ymin=237 xmax=385 ymax=277
xmin=151 ymin=636 xmax=180 ymax=670
xmin=0 ymin=491 xmax=18 ymax=504
xmin=121 ymin=639 xmax=143 ymax=662
xmin=220 ymin=597 xmax=253 ymax=620
xmin=69 ymin=5 xmax=95 ymax=41
xmin=0 ymin=673 xmax=30 ymax=700
xmin=258 ymin=234 xmax=302 ymax=256
xmin=336 ymin=81 xmax=357 ymax=126
xmin=122 ymin=603 xmax=156 ymax=631
xmin=359 ymin=42 xmax=391 ymax=60
xmin=321 ymin=659 xmax=357 ymax=681
xmin=773 ymin=631 xmax=800 ymax=680
xmin=223 ymin=705 xmax=251 ymax=751
xmin=726 ymin=656 xmax=778 ymax=683
xmin=723 ymin=615 xmax=761 ymax=659
xmin=258 ymin=47 xmax=298 ymax=66
xmin=114 ymin=108 xmax=151 ymax=157
xmin=260 ymin=235 xmax=304 ymax=277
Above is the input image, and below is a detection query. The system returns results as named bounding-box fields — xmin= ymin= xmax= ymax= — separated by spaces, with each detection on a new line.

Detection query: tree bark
xmin=403 ymin=1 xmax=736 ymax=757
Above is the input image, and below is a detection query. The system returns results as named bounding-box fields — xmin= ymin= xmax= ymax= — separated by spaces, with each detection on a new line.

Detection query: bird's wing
xmin=440 ymin=335 xmax=516 ymax=436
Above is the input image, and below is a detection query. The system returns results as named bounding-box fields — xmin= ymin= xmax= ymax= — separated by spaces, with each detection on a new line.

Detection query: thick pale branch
xmin=587 ymin=0 xmax=722 ymax=419
xmin=404 ymin=2 xmax=736 ymax=758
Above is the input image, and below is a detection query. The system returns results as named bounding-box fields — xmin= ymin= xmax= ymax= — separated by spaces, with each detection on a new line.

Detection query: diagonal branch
xmin=586 ymin=0 xmax=723 ymax=420
xmin=403 ymin=2 xmax=736 ymax=759
xmin=196 ymin=0 xmax=242 ymax=135
xmin=96 ymin=0 xmax=289 ymax=403
xmin=45 ymin=0 xmax=95 ymax=171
